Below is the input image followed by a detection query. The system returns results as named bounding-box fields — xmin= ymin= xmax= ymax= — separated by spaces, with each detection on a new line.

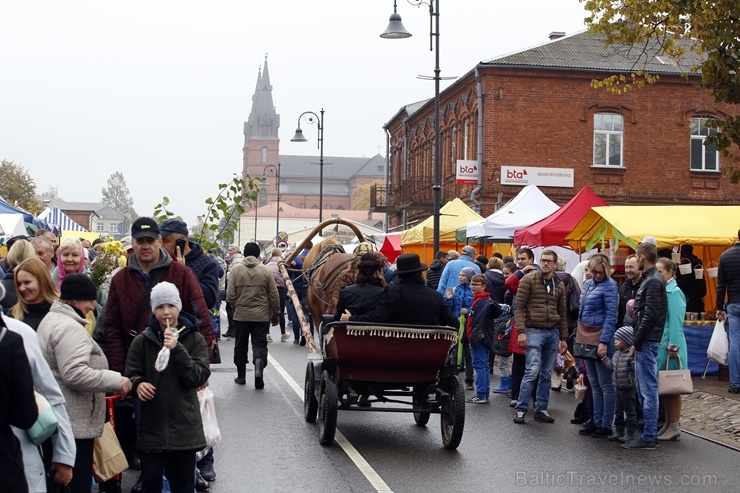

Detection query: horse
xmin=302 ymin=238 xmax=354 ymax=329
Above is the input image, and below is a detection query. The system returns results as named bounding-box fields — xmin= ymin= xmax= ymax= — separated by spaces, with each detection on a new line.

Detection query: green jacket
xmin=656 ymin=279 xmax=688 ymax=372
xmin=125 ymin=312 xmax=210 ymax=452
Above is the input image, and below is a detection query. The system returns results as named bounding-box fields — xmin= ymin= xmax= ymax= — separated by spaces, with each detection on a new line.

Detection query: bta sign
xmin=456 ymin=160 xmax=478 ymax=185
xmin=500 ymin=166 xmax=574 ymax=188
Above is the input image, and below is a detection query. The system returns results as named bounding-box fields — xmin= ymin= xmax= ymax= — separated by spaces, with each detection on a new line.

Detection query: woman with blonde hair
xmin=0 ymin=239 xmax=37 ymax=313
xmin=11 ymin=258 xmax=59 ymax=330
xmin=51 ymin=237 xmax=86 ymax=289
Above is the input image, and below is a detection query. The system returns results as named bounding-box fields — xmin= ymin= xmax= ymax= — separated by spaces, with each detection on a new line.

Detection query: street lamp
xmin=381 ymin=0 xmax=442 ymax=255
xmin=291 ymin=109 xmax=325 ymax=223
xmin=259 ymin=162 xmax=281 ymax=244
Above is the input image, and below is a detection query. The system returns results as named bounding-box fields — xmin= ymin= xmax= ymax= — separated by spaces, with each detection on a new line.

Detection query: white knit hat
xmin=150 ymin=282 xmax=182 ymax=312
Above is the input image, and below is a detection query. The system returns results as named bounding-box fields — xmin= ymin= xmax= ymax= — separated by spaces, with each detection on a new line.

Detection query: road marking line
xmin=268 ymin=354 xmax=394 ymax=493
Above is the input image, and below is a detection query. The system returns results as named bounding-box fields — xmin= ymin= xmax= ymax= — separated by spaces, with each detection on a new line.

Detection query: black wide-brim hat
xmin=393 ymin=253 xmax=428 ymax=276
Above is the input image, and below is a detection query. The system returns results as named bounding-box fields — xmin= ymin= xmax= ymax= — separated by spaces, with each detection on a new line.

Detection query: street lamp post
xmin=260 ymin=163 xmax=281 ymax=243
xmin=291 ymin=109 xmax=325 ymax=223
xmin=381 ymin=0 xmax=442 ymax=255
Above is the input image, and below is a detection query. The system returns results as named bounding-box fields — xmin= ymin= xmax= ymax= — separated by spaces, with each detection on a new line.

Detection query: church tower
xmin=243 ymin=55 xmax=280 ymax=212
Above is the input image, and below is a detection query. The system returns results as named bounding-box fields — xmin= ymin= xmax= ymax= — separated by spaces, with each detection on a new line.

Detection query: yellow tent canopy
xmin=401 ymin=198 xmax=483 ymax=245
xmin=565 ymin=206 xmax=740 ymax=253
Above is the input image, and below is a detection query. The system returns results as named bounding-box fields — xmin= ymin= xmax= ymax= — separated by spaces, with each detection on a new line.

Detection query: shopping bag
xmin=198 ymin=387 xmax=221 ymax=448
xmin=658 ymin=358 xmax=693 ymax=396
xmin=92 ymin=422 xmax=129 ymax=482
xmin=707 ymin=319 xmax=729 ymax=366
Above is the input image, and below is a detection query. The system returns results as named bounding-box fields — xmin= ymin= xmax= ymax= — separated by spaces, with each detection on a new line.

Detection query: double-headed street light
xmin=381 ymin=0 xmax=442 ymax=255
xmin=259 ymin=162 xmax=281 ymax=244
xmin=291 ymin=109 xmax=325 ymax=223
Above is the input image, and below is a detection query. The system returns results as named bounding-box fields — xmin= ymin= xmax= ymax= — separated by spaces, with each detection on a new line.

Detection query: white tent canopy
xmin=0 ymin=213 xmax=27 ymax=237
xmin=37 ymin=207 xmax=87 ymax=232
xmin=466 ymin=185 xmax=560 ymax=240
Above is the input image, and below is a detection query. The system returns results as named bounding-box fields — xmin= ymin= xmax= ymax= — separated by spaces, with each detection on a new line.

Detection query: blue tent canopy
xmin=0 ymin=196 xmax=34 ymax=223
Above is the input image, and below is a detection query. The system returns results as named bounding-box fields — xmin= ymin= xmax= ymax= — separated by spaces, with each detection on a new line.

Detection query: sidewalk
xmin=681 ymin=374 xmax=740 ymax=450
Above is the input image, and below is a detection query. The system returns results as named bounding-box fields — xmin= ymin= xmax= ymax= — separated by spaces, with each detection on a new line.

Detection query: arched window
xmin=261 ymin=147 xmax=268 ymax=164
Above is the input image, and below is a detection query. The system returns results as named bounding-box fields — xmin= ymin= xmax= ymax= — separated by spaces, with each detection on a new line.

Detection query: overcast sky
xmin=0 ymin=1 xmax=589 ymax=227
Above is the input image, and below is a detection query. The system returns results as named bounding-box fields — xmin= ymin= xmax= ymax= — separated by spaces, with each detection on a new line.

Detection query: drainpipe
xmin=470 ymin=65 xmax=484 ymax=215
xmin=383 ymin=125 xmax=390 ymax=233
xmin=402 ymin=121 xmax=409 ymax=230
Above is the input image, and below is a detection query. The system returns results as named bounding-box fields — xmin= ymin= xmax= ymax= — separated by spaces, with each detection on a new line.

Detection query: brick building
xmin=374 ymin=31 xmax=740 ymax=230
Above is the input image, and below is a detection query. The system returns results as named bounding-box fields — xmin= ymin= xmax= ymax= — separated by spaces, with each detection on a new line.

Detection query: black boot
xmin=254 ymin=358 xmax=265 ymax=389
xmin=234 ymin=365 xmax=246 ymax=385
xmin=131 ymin=473 xmax=143 ymax=493
xmin=195 ymin=469 xmax=210 ymax=491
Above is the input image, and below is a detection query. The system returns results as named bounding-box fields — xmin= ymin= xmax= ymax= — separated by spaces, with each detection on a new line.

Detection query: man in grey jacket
xmin=226 ymin=242 xmax=280 ymax=389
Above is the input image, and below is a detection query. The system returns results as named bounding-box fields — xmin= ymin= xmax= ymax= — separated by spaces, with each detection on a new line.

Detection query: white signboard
xmin=501 ymin=166 xmax=574 ymax=188
xmin=456 ymin=160 xmax=478 ymax=185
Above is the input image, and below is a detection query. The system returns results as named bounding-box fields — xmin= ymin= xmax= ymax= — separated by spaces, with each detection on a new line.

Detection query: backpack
xmin=491 ymin=312 xmax=513 ymax=357
xmin=567 ymin=278 xmax=581 ymax=320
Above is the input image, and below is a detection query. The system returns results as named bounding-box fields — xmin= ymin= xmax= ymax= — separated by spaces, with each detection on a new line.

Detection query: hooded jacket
xmin=445 ymin=282 xmax=473 ymax=318
xmin=484 ymin=269 xmax=506 ymax=303
xmin=125 ymin=312 xmax=210 ymax=452
xmin=226 ymin=255 xmax=280 ymax=322
xmin=104 ymin=248 xmax=213 ymax=373
xmin=425 ymin=259 xmax=445 ymax=290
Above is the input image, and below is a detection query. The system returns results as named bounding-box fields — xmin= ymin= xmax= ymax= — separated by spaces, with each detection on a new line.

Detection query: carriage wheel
xmin=412 ymin=386 xmax=430 ymax=427
xmin=440 ymin=376 xmax=465 ymax=450
xmin=304 ymin=362 xmax=318 ymax=423
xmin=318 ymin=370 xmax=338 ymax=446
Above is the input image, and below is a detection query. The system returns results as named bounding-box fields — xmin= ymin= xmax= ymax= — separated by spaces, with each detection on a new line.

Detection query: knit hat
xmin=243 ymin=242 xmax=261 ymax=259
xmin=460 ymin=267 xmax=476 ymax=282
xmin=150 ymin=282 xmax=182 ymax=312
xmin=614 ymin=326 xmax=634 ymax=347
xmin=60 ymin=274 xmax=98 ymax=301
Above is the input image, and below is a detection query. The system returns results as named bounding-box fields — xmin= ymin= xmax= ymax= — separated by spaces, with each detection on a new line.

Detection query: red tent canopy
xmin=379 ymin=233 xmax=402 ymax=263
xmin=514 ymin=186 xmax=608 ymax=247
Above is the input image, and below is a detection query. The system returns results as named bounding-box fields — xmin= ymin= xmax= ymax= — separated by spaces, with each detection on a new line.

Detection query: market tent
xmin=514 ymin=186 xmax=608 ymax=247
xmin=564 ymin=206 xmax=740 ymax=252
xmin=379 ymin=233 xmax=402 ymax=263
xmin=0 ymin=196 xmax=34 ymax=223
xmin=401 ymin=198 xmax=484 ymax=262
xmin=0 ymin=214 xmax=27 ymax=236
xmin=466 ymin=185 xmax=559 ymax=240
xmin=38 ymin=207 xmax=88 ymax=232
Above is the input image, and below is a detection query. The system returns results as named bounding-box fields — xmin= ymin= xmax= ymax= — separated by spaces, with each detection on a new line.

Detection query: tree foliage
xmin=101 ymin=172 xmax=138 ymax=219
xmin=0 ymin=160 xmax=43 ymax=214
xmin=351 ymin=181 xmax=382 ymax=210
xmin=582 ymin=0 xmax=740 ymax=180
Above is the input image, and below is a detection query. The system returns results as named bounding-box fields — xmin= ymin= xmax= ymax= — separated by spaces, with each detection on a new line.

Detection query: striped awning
xmin=37 ymin=207 xmax=87 ymax=232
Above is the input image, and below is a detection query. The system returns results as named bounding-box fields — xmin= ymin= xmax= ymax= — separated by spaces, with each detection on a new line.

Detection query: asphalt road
xmin=118 ymin=323 xmax=740 ymax=493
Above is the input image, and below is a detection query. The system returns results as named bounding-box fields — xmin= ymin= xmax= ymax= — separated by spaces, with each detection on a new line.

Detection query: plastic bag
xmin=707 ymin=319 xmax=729 ymax=365
xmin=155 ymin=326 xmax=181 ymax=372
xmin=198 ymin=387 xmax=221 ymax=448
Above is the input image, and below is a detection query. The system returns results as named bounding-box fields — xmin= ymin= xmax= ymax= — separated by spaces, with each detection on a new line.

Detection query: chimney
xmin=549 ymin=31 xmax=566 ymax=41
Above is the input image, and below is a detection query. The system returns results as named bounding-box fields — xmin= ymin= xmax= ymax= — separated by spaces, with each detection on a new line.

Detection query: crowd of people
xmin=4 ymin=219 xmax=740 ymax=493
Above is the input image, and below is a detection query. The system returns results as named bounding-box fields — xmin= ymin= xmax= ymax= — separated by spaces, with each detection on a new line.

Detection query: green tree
xmin=101 ymin=171 xmax=138 ymax=221
xmin=351 ymin=181 xmax=382 ymax=210
xmin=582 ymin=0 xmax=740 ymax=179
xmin=0 ymin=160 xmax=43 ymax=214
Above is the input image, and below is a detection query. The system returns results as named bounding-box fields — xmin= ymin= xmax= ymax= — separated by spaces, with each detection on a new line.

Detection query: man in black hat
xmin=345 ymin=253 xmax=457 ymax=328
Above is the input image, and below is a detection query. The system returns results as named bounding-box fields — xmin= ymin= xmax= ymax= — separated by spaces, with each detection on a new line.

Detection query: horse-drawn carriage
xmin=279 ymin=219 xmax=466 ymax=450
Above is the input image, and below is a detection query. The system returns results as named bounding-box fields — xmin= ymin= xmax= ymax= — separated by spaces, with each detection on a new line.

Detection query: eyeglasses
xmin=591 ymin=269 xmax=606 ymax=276
xmin=540 ymin=259 xmax=555 ymax=264
xmin=471 ymin=282 xmax=483 ymax=286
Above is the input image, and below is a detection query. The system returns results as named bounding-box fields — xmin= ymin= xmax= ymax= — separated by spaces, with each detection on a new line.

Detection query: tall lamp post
xmin=381 ymin=0 xmax=442 ymax=255
xmin=291 ymin=109 xmax=325 ymax=223
xmin=259 ymin=163 xmax=281 ymax=243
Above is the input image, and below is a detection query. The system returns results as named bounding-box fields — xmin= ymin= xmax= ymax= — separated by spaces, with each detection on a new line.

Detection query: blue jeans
xmin=727 ymin=303 xmax=740 ymax=388
xmin=471 ymin=343 xmax=491 ymax=398
xmin=516 ymin=328 xmax=559 ymax=413
xmin=584 ymin=358 xmax=615 ymax=429
xmin=635 ymin=342 xmax=659 ymax=442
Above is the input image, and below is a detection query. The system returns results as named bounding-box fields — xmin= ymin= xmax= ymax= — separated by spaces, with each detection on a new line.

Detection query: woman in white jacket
xmin=37 ymin=275 xmax=132 ymax=493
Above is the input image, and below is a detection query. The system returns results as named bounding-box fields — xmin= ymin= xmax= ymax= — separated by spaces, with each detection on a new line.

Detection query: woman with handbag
xmin=655 ymin=258 xmax=688 ymax=441
xmin=576 ymin=254 xmax=618 ymax=438
xmin=37 ymin=275 xmax=132 ymax=493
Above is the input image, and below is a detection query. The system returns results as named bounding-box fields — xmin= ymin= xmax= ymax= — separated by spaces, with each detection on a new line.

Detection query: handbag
xmin=707 ymin=319 xmax=729 ymax=365
xmin=658 ymin=357 xmax=693 ymax=395
xmin=573 ymin=321 xmax=601 ymax=359
xmin=92 ymin=422 xmax=129 ymax=482
xmin=27 ymin=391 xmax=59 ymax=445
xmin=210 ymin=340 xmax=222 ymax=365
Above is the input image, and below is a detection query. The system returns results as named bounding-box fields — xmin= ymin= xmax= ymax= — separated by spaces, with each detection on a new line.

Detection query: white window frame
xmin=593 ymin=113 xmax=624 ymax=167
xmin=97 ymin=222 xmax=105 ymax=232
xmin=690 ymin=117 xmax=719 ymax=172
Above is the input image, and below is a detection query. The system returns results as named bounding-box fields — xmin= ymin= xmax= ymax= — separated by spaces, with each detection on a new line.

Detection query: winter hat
xmin=243 ymin=242 xmax=261 ymax=259
xmin=626 ymin=298 xmax=635 ymax=318
xmin=60 ymin=274 xmax=98 ymax=301
xmin=460 ymin=267 xmax=476 ymax=282
xmin=614 ymin=326 xmax=634 ymax=347
xmin=150 ymin=281 xmax=182 ymax=312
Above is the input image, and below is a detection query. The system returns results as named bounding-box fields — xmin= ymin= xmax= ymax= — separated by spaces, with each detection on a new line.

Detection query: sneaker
xmin=621 ymin=438 xmax=658 ymax=450
xmin=510 ymin=399 xmax=517 ymax=408
xmin=729 ymin=386 xmax=740 ymax=394
xmin=466 ymin=396 xmax=490 ymax=404
xmin=292 ymin=339 xmax=300 ymax=345
xmin=514 ymin=410 xmax=526 ymax=424
xmin=199 ymin=463 xmax=216 ymax=481
xmin=534 ymin=410 xmax=555 ymax=423
xmin=267 ymin=334 xmax=273 ymax=343
xmin=466 ymin=383 xmax=474 ymax=390
xmin=591 ymin=426 xmax=611 ymax=438
xmin=281 ymin=333 xmax=290 ymax=342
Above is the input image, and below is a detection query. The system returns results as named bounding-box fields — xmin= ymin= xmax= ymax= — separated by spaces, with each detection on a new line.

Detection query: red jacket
xmin=505 ymin=272 xmax=525 ymax=355
xmin=104 ymin=250 xmax=213 ymax=373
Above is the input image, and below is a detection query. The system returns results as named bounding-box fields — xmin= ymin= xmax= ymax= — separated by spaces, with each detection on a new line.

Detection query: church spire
xmin=244 ymin=54 xmax=280 ymax=142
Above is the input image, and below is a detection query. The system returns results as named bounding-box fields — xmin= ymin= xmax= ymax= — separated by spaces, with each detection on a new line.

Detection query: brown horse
xmin=302 ymin=238 xmax=354 ymax=327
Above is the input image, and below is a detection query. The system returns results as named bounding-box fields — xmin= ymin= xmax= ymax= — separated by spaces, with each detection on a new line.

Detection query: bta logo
xmin=459 ymin=164 xmax=477 ymax=173
xmin=506 ymin=169 xmax=528 ymax=179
